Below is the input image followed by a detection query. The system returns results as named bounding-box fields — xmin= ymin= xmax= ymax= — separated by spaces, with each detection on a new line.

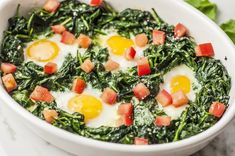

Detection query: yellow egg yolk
xmin=26 ymin=39 xmax=59 ymax=62
xmin=107 ymin=36 xmax=134 ymax=55
xmin=170 ymin=75 xmax=191 ymax=94
xmin=68 ymin=95 xmax=102 ymax=121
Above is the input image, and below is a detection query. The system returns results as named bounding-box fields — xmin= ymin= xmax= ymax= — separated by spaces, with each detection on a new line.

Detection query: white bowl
xmin=0 ymin=0 xmax=235 ymax=156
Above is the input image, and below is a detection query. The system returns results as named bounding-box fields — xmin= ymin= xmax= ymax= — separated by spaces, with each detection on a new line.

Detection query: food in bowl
xmin=0 ymin=0 xmax=231 ymax=145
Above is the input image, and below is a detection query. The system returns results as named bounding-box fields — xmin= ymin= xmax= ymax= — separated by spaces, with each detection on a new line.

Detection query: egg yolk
xmin=107 ymin=36 xmax=134 ymax=55
xmin=68 ymin=95 xmax=102 ymax=121
xmin=26 ymin=39 xmax=59 ymax=62
xmin=170 ymin=75 xmax=191 ymax=94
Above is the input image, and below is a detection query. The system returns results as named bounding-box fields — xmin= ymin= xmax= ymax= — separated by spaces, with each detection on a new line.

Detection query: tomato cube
xmin=195 ymin=43 xmax=215 ymax=57
xmin=44 ymin=62 xmax=57 ymax=75
xmin=134 ymin=138 xmax=148 ymax=145
xmin=51 ymin=25 xmax=66 ymax=34
xmin=104 ymin=59 xmax=120 ymax=71
xmin=154 ymin=116 xmax=171 ymax=127
xmin=43 ymin=109 xmax=58 ymax=123
xmin=125 ymin=47 xmax=136 ymax=60
xmin=118 ymin=103 xmax=133 ymax=116
xmin=116 ymin=115 xmax=133 ymax=127
xmin=172 ymin=90 xmax=189 ymax=107
xmin=1 ymin=63 xmax=17 ymax=74
xmin=77 ymin=34 xmax=92 ymax=49
xmin=133 ymin=83 xmax=150 ymax=100
xmin=43 ymin=0 xmax=60 ymax=13
xmin=2 ymin=74 xmax=17 ymax=92
xmin=152 ymin=30 xmax=166 ymax=45
xmin=90 ymin=0 xmax=103 ymax=6
xmin=155 ymin=89 xmax=172 ymax=107
xmin=137 ymin=57 xmax=151 ymax=76
xmin=174 ymin=23 xmax=187 ymax=38
xmin=135 ymin=33 xmax=148 ymax=47
xmin=101 ymin=87 xmax=117 ymax=105
xmin=209 ymin=101 xmax=226 ymax=118
xmin=72 ymin=78 xmax=86 ymax=94
xmin=61 ymin=31 xmax=75 ymax=45
xmin=80 ymin=59 xmax=94 ymax=73
xmin=30 ymin=86 xmax=54 ymax=103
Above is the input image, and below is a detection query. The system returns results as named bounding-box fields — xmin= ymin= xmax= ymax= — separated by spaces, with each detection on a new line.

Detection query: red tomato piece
xmin=152 ymin=30 xmax=166 ymax=45
xmin=154 ymin=116 xmax=171 ymax=127
xmin=134 ymin=138 xmax=149 ymax=145
xmin=51 ymin=25 xmax=66 ymax=34
xmin=101 ymin=87 xmax=117 ymax=105
xmin=133 ymin=83 xmax=150 ymax=100
xmin=61 ymin=31 xmax=75 ymax=45
xmin=155 ymin=89 xmax=172 ymax=107
xmin=77 ymin=34 xmax=92 ymax=49
xmin=125 ymin=47 xmax=136 ymax=60
xmin=44 ymin=62 xmax=57 ymax=75
xmin=72 ymin=78 xmax=86 ymax=94
xmin=174 ymin=23 xmax=187 ymax=38
xmin=1 ymin=63 xmax=17 ymax=74
xmin=30 ymin=86 xmax=54 ymax=103
xmin=2 ymin=74 xmax=17 ymax=92
xmin=118 ymin=103 xmax=133 ymax=116
xmin=90 ymin=0 xmax=103 ymax=6
xmin=104 ymin=59 xmax=120 ymax=71
xmin=117 ymin=115 xmax=133 ymax=127
xmin=209 ymin=101 xmax=226 ymax=118
xmin=43 ymin=0 xmax=60 ymax=13
xmin=80 ymin=59 xmax=94 ymax=73
xmin=172 ymin=90 xmax=189 ymax=107
xmin=43 ymin=109 xmax=58 ymax=123
xmin=137 ymin=57 xmax=151 ymax=76
xmin=135 ymin=33 xmax=148 ymax=47
xmin=195 ymin=43 xmax=215 ymax=57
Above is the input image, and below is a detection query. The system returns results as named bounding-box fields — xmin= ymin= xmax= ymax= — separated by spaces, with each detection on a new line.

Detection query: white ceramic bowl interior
xmin=0 ymin=0 xmax=235 ymax=156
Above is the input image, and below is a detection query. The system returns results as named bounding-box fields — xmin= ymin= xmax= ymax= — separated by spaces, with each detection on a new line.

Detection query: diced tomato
xmin=72 ymin=78 xmax=86 ymax=94
xmin=133 ymin=83 xmax=150 ymax=100
xmin=80 ymin=59 xmax=94 ymax=73
xmin=152 ymin=30 xmax=166 ymax=45
xmin=43 ymin=109 xmax=58 ymax=123
xmin=125 ymin=47 xmax=136 ymax=60
xmin=104 ymin=59 xmax=119 ymax=71
xmin=155 ymin=89 xmax=172 ymax=107
xmin=134 ymin=138 xmax=148 ymax=145
xmin=209 ymin=101 xmax=226 ymax=118
xmin=43 ymin=0 xmax=60 ymax=13
xmin=117 ymin=115 xmax=133 ymax=127
xmin=135 ymin=33 xmax=148 ymax=47
xmin=118 ymin=103 xmax=133 ymax=116
xmin=101 ymin=87 xmax=117 ymax=105
xmin=172 ymin=90 xmax=189 ymax=107
xmin=44 ymin=62 xmax=57 ymax=75
xmin=137 ymin=57 xmax=151 ymax=76
xmin=1 ymin=63 xmax=17 ymax=74
xmin=77 ymin=34 xmax=92 ymax=49
xmin=2 ymin=74 xmax=17 ymax=92
xmin=154 ymin=116 xmax=171 ymax=127
xmin=51 ymin=25 xmax=66 ymax=34
xmin=61 ymin=31 xmax=75 ymax=45
xmin=174 ymin=23 xmax=187 ymax=38
xmin=90 ymin=0 xmax=103 ymax=6
xmin=30 ymin=86 xmax=54 ymax=103
xmin=195 ymin=43 xmax=214 ymax=57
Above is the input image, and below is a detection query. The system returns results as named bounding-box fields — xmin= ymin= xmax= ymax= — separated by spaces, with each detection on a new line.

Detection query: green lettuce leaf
xmin=185 ymin=0 xmax=217 ymax=21
xmin=220 ymin=19 xmax=235 ymax=44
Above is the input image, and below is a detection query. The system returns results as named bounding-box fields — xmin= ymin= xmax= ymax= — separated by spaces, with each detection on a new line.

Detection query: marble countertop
xmin=0 ymin=0 xmax=234 ymax=156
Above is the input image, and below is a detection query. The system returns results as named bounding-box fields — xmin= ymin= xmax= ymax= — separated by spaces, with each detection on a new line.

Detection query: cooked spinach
xmin=0 ymin=0 xmax=231 ymax=145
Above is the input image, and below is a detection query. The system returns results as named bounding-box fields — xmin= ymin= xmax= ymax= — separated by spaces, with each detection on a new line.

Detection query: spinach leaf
xmin=220 ymin=19 xmax=235 ymax=44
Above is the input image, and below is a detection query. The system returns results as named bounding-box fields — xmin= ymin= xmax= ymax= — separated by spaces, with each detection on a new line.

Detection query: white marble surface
xmin=0 ymin=0 xmax=234 ymax=156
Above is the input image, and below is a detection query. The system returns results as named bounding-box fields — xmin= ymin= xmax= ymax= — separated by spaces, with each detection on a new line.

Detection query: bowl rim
xmin=0 ymin=0 xmax=235 ymax=152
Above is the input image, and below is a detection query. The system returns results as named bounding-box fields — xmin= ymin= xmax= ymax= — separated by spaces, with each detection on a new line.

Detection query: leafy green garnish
xmin=185 ymin=0 xmax=217 ymax=21
xmin=220 ymin=19 xmax=235 ymax=44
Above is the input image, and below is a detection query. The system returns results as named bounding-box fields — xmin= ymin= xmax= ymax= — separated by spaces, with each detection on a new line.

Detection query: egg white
xmin=24 ymin=34 xmax=86 ymax=69
xmin=51 ymin=85 xmax=120 ymax=128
